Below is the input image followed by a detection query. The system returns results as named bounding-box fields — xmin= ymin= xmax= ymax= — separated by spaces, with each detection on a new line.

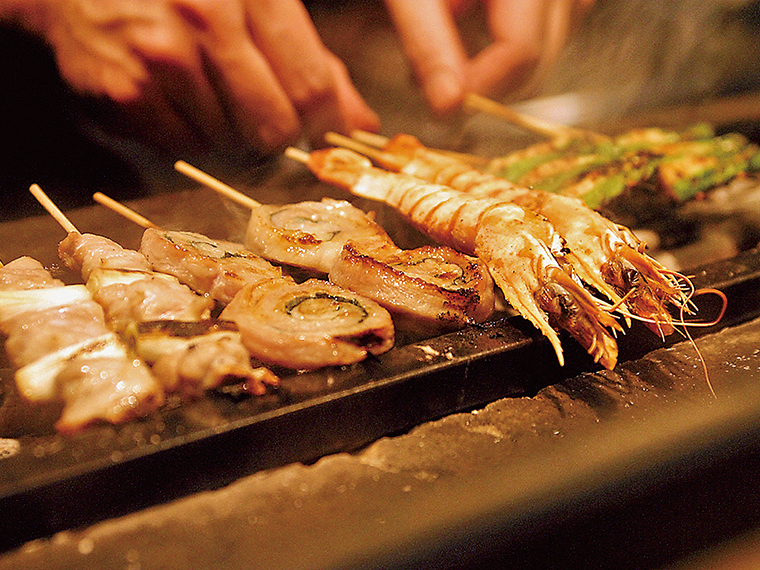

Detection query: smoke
xmin=541 ymin=0 xmax=760 ymax=120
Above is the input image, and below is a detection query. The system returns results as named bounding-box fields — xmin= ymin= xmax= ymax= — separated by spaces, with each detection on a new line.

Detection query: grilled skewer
xmin=93 ymin=192 xmax=397 ymax=370
xmin=174 ymin=161 xmax=496 ymax=332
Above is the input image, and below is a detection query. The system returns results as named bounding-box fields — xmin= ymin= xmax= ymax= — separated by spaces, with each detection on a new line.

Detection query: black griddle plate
xmin=0 ymin=245 xmax=759 ymax=553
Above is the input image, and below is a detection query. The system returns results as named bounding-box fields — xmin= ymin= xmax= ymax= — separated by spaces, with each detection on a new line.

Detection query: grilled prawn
xmin=304 ymin=147 xmax=621 ymax=370
xmin=356 ymin=134 xmax=685 ymax=336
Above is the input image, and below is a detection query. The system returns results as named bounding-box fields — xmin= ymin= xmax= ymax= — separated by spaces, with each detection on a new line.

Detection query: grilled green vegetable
xmin=486 ymin=123 xmax=760 ymax=210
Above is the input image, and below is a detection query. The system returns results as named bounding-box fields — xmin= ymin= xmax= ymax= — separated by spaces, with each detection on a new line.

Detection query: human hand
xmin=383 ymin=0 xmax=595 ymax=114
xmin=26 ymin=0 xmax=379 ymax=161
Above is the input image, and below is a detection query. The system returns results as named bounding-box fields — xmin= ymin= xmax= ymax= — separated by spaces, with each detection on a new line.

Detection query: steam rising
xmin=542 ymin=0 xmax=760 ymax=122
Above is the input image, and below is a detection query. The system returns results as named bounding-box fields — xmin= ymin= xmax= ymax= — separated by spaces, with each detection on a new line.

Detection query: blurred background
xmin=1 ymin=0 xmax=759 ymax=218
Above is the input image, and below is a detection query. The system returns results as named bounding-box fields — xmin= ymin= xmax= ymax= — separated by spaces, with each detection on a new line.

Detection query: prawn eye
xmin=602 ymin=258 xmax=641 ymax=291
xmin=537 ymin=283 xmax=579 ymax=321
xmin=621 ymin=266 xmax=641 ymax=289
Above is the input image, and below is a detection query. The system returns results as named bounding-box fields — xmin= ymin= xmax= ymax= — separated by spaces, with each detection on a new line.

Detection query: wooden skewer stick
xmin=324 ymin=132 xmax=386 ymax=161
xmin=174 ymin=160 xmax=261 ymax=210
xmin=348 ymin=130 xmax=390 ymax=149
xmin=283 ymin=147 xmax=310 ymax=166
xmin=29 ymin=184 xmax=79 ymax=234
xmin=463 ymin=92 xmax=608 ymax=142
xmin=93 ymin=192 xmax=161 ymax=230
xmin=337 ymin=130 xmax=490 ymax=167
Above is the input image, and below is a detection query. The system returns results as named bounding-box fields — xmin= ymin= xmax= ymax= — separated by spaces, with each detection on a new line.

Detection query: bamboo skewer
xmin=348 ymin=130 xmax=388 ymax=148
xmin=463 ymin=93 xmax=569 ymax=139
xmin=174 ymin=160 xmax=262 ymax=210
xmin=324 ymin=132 xmax=386 ymax=161
xmin=282 ymin=147 xmax=310 ymax=167
xmin=463 ymin=92 xmax=609 ymax=143
xmin=29 ymin=184 xmax=79 ymax=234
xmin=346 ymin=130 xmax=390 ymax=149
xmin=93 ymin=192 xmax=161 ymax=230
xmin=338 ymin=130 xmax=490 ymax=167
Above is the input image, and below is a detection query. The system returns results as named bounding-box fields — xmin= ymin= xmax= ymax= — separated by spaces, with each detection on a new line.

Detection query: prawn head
xmin=601 ymin=245 xmax=684 ymax=337
xmin=536 ymin=268 xmax=621 ymax=370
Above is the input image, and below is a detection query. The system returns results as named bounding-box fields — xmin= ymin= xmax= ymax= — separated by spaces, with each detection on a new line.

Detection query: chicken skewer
xmin=287 ymin=147 xmax=621 ymax=370
xmin=174 ymin=161 xmax=495 ymax=332
xmin=332 ymin=131 xmax=687 ymax=337
xmin=0 ymin=187 xmax=167 ymax=432
xmin=31 ymin=185 xmax=279 ymax=397
xmin=92 ymin=192 xmax=396 ymax=370
xmin=0 ymin=256 xmax=166 ymax=433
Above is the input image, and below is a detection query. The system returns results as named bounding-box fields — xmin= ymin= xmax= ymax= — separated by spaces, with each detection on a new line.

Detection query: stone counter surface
xmin=1 ymin=312 xmax=759 ymax=570
xmin=2 ymin=2 xmax=760 ymax=567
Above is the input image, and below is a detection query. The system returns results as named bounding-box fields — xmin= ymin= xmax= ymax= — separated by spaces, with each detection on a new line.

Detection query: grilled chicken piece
xmin=0 ymin=257 xmax=163 ymax=433
xmin=59 ymin=232 xmax=277 ymax=396
xmin=140 ymin=228 xmax=283 ymax=306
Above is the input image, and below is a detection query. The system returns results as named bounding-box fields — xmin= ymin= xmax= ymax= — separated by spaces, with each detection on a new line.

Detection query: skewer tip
xmin=92 ymin=192 xmax=161 ymax=230
xmin=284 ymin=147 xmax=310 ymax=164
xmin=173 ymin=159 xmax=261 ymax=210
xmin=29 ymin=184 xmax=79 ymax=234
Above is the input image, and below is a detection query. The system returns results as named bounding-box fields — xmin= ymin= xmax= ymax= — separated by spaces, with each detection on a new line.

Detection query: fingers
xmin=384 ymin=0 xmax=468 ymax=114
xmin=466 ymin=0 xmax=594 ymax=98
xmin=240 ymin=0 xmax=379 ymax=146
xmin=125 ymin=12 xmax=241 ymax=154
xmin=465 ymin=0 xmax=547 ymax=98
xmin=386 ymin=0 xmax=595 ymax=109
xmin=46 ymin=0 xmax=379 ymax=162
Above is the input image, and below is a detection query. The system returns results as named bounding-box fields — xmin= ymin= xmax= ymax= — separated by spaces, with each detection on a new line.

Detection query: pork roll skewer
xmin=93 ymin=193 xmax=396 ymax=370
xmin=174 ymin=161 xmax=495 ymax=332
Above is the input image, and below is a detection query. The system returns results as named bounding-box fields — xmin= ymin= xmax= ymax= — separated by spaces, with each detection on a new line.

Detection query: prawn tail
xmin=306 ymin=148 xmax=372 ymax=192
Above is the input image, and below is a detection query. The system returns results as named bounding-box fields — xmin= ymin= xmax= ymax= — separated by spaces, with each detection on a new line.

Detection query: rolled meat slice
xmin=245 ymin=197 xmax=495 ymax=329
xmin=140 ymin=228 xmax=283 ymax=306
xmin=329 ymin=239 xmax=494 ymax=332
xmin=245 ymin=198 xmax=394 ymax=274
xmin=220 ymin=278 xmax=395 ymax=370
